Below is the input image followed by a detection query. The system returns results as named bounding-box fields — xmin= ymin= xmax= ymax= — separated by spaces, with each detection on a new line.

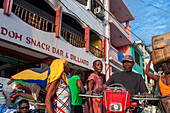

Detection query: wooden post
xmin=85 ymin=25 xmax=90 ymax=52
xmin=104 ymin=37 xmax=106 ymax=61
xmin=3 ymin=0 xmax=13 ymax=16
xmin=55 ymin=6 xmax=62 ymax=38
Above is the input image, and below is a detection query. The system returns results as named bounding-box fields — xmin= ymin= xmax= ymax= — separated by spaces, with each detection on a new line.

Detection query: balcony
xmin=12 ymin=4 xmax=55 ymax=32
xmin=61 ymin=28 xmax=85 ymax=48
xmin=109 ymin=15 xmax=129 ymax=38
xmin=109 ymin=45 xmax=124 ymax=63
xmin=89 ymin=44 xmax=103 ymax=58
xmin=109 ymin=15 xmax=132 ymax=48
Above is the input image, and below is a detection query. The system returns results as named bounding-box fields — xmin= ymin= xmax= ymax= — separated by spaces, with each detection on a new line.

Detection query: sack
xmin=149 ymin=78 xmax=162 ymax=106
xmin=158 ymin=96 xmax=170 ymax=113
xmin=152 ymin=78 xmax=162 ymax=97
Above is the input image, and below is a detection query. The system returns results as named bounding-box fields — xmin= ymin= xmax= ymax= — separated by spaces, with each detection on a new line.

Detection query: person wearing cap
xmin=87 ymin=55 xmax=149 ymax=96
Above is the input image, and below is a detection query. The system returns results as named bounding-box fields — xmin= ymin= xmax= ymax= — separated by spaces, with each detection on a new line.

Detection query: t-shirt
xmin=69 ymin=75 xmax=82 ymax=105
xmin=105 ymin=71 xmax=148 ymax=95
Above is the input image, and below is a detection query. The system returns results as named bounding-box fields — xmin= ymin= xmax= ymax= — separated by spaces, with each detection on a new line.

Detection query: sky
xmin=124 ymin=0 xmax=170 ymax=50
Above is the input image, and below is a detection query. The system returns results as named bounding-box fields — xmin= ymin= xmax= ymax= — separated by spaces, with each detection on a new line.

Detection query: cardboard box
xmin=152 ymin=45 xmax=170 ymax=71
xmin=152 ymin=32 xmax=170 ymax=50
xmin=152 ymin=48 xmax=164 ymax=65
xmin=164 ymin=45 xmax=170 ymax=61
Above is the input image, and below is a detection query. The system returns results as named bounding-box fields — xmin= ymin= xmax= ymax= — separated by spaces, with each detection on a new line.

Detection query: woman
xmin=145 ymin=58 xmax=170 ymax=97
xmin=45 ymin=59 xmax=71 ymax=113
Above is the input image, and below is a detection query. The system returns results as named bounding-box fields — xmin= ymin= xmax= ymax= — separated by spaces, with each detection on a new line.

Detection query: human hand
xmin=86 ymin=91 xmax=93 ymax=95
xmin=143 ymin=92 xmax=153 ymax=98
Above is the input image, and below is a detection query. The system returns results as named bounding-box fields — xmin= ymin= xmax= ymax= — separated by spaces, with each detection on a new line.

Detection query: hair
xmin=19 ymin=99 xmax=29 ymax=108
xmin=162 ymin=61 xmax=170 ymax=75
xmin=71 ymin=69 xmax=85 ymax=84
xmin=70 ymin=69 xmax=77 ymax=77
xmin=74 ymin=69 xmax=84 ymax=76
xmin=93 ymin=60 xmax=102 ymax=66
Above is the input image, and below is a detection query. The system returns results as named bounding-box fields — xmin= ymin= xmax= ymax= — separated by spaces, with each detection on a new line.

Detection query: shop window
xmin=134 ymin=50 xmax=140 ymax=66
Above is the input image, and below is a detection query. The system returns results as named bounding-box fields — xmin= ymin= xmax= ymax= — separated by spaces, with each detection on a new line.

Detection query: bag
xmin=152 ymin=77 xmax=162 ymax=97
xmin=148 ymin=78 xmax=162 ymax=106
xmin=158 ymin=96 xmax=170 ymax=113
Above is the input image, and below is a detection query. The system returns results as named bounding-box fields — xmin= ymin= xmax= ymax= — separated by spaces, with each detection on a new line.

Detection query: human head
xmin=122 ymin=55 xmax=135 ymax=72
xmin=70 ymin=69 xmax=77 ymax=77
xmin=93 ymin=60 xmax=103 ymax=73
xmin=75 ymin=69 xmax=85 ymax=83
xmin=162 ymin=61 xmax=170 ymax=75
xmin=64 ymin=64 xmax=70 ymax=75
xmin=19 ymin=99 xmax=29 ymax=113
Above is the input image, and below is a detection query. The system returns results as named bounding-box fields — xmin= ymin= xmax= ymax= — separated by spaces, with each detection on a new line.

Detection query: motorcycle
xmin=79 ymin=83 xmax=161 ymax=113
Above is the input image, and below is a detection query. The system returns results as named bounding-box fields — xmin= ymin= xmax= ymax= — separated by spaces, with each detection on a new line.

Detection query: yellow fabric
xmin=12 ymin=70 xmax=48 ymax=80
xmin=159 ymin=76 xmax=170 ymax=97
xmin=47 ymin=59 xmax=69 ymax=89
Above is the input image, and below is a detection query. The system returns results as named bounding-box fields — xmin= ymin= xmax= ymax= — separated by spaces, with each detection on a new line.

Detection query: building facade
xmin=0 ymin=0 xmax=134 ymax=81
xmin=135 ymin=40 xmax=156 ymax=90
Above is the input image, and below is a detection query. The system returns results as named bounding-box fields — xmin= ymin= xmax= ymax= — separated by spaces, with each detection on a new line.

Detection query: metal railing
xmin=89 ymin=44 xmax=103 ymax=58
xmin=61 ymin=28 xmax=85 ymax=47
xmin=12 ymin=4 xmax=55 ymax=32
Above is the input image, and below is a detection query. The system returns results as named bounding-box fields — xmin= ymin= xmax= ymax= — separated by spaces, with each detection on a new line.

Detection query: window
xmin=134 ymin=50 xmax=140 ymax=66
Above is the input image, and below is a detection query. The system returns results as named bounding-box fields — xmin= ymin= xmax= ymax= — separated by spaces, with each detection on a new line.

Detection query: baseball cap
xmin=122 ymin=55 xmax=134 ymax=62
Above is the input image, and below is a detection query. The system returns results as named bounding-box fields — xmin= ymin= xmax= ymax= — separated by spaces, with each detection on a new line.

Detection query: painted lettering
xmin=15 ymin=33 xmax=22 ymax=41
xmin=42 ymin=43 xmax=45 ymax=49
xmin=26 ymin=37 xmax=50 ymax=51
xmin=46 ymin=45 xmax=50 ymax=51
xmin=52 ymin=47 xmax=56 ymax=53
xmin=70 ymin=54 xmax=89 ymax=66
xmin=9 ymin=31 xmax=15 ymax=38
xmin=1 ymin=27 xmax=22 ymax=41
xmin=66 ymin=52 xmax=68 ymax=58
xmin=36 ymin=41 xmax=41 ymax=48
xmin=26 ymin=37 xmax=31 ymax=44
xmin=1 ymin=27 xmax=8 ymax=35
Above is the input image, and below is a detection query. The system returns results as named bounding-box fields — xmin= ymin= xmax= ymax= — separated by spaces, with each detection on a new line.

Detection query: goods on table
xmin=9 ymin=81 xmax=46 ymax=112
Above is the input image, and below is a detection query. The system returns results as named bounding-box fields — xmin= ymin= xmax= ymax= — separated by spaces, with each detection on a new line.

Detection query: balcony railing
xmin=89 ymin=44 xmax=103 ymax=58
xmin=12 ymin=4 xmax=55 ymax=32
xmin=109 ymin=45 xmax=118 ymax=61
xmin=109 ymin=45 xmax=124 ymax=63
xmin=61 ymin=28 xmax=85 ymax=47
xmin=109 ymin=15 xmax=129 ymax=38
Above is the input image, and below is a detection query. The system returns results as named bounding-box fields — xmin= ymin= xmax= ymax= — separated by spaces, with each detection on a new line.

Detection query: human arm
xmin=138 ymin=73 xmax=153 ymax=98
xmin=45 ymin=79 xmax=60 ymax=113
xmin=77 ymin=80 xmax=86 ymax=94
xmin=145 ymin=58 xmax=159 ymax=81
xmin=86 ymin=84 xmax=108 ymax=95
xmin=87 ymin=79 xmax=94 ymax=113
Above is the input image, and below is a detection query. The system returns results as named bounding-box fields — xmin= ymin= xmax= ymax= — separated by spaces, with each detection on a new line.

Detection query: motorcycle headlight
xmin=110 ymin=103 xmax=122 ymax=111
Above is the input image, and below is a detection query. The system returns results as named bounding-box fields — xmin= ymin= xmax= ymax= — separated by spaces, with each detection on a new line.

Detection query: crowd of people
xmin=0 ymin=55 xmax=169 ymax=113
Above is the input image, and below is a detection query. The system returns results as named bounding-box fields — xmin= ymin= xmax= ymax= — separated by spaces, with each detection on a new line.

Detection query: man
xmin=89 ymin=55 xmax=149 ymax=96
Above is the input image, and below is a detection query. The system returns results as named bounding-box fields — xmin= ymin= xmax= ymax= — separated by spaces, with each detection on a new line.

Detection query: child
xmin=69 ymin=69 xmax=86 ymax=113
xmin=85 ymin=60 xmax=104 ymax=113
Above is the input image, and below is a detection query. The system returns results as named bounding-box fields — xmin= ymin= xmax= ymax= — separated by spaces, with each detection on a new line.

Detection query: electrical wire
xmin=138 ymin=0 xmax=170 ymax=14
xmin=60 ymin=0 xmax=148 ymax=44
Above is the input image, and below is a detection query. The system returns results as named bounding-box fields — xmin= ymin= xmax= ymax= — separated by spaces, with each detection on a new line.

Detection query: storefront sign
xmin=0 ymin=26 xmax=89 ymax=66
